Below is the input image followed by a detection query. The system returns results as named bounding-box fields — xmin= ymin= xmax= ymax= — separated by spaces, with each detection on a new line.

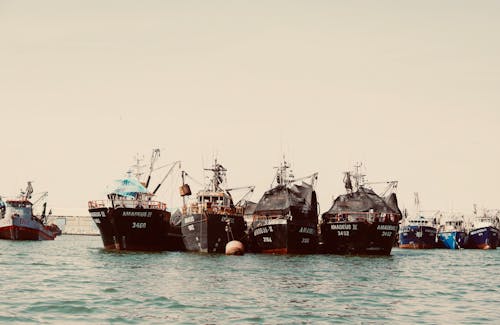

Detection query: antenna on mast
xmin=414 ymin=192 xmax=420 ymax=216
xmin=274 ymin=157 xmax=291 ymax=187
xmin=204 ymin=159 xmax=227 ymax=192
xmin=131 ymin=153 xmax=146 ymax=181
xmin=352 ymin=162 xmax=366 ymax=191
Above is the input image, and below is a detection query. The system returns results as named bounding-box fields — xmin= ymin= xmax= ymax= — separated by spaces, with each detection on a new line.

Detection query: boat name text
xmin=122 ymin=211 xmax=152 ymax=217
xmin=331 ymin=224 xmax=357 ymax=230
xmin=377 ymin=225 xmax=398 ymax=231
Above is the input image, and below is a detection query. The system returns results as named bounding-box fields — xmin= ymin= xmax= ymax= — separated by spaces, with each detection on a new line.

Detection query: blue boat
xmin=399 ymin=215 xmax=437 ymax=249
xmin=465 ymin=212 xmax=499 ymax=249
xmin=398 ymin=193 xmax=437 ymax=249
xmin=437 ymin=215 xmax=467 ymax=249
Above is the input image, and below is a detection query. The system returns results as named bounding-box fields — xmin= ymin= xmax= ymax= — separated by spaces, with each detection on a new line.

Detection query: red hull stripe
xmin=0 ymin=225 xmax=55 ymax=240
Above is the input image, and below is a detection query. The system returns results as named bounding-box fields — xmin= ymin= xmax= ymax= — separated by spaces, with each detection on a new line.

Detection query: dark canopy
xmin=323 ymin=186 xmax=401 ymax=217
xmin=243 ymin=201 xmax=257 ymax=217
xmin=254 ymin=182 xmax=317 ymax=218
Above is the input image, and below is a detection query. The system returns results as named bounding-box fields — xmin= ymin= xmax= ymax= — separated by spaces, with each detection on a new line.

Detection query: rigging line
xmin=184 ymin=173 xmax=204 ymax=187
xmin=152 ymin=160 xmax=180 ymax=172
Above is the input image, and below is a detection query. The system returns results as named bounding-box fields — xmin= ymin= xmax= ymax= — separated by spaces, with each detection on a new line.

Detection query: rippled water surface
xmin=0 ymin=235 xmax=499 ymax=324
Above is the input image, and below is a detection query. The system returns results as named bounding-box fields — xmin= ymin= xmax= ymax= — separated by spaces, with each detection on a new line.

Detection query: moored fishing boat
xmin=437 ymin=214 xmax=467 ymax=249
xmin=179 ymin=160 xmax=254 ymax=253
xmin=399 ymin=216 xmax=437 ymax=249
xmin=465 ymin=209 xmax=499 ymax=249
xmin=399 ymin=193 xmax=437 ymax=249
xmin=0 ymin=182 xmax=60 ymax=241
xmin=249 ymin=159 xmax=319 ymax=254
xmin=88 ymin=150 xmax=181 ymax=251
xmin=320 ymin=164 xmax=401 ymax=255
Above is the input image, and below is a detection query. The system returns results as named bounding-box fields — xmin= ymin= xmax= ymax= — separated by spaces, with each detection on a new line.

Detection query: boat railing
xmin=252 ymin=214 xmax=286 ymax=222
xmin=327 ymin=211 xmax=400 ymax=223
xmin=187 ymin=202 xmax=244 ymax=215
xmin=88 ymin=199 xmax=167 ymax=210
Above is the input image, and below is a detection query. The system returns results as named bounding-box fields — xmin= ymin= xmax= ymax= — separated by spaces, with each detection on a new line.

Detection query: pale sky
xmin=1 ymin=1 xmax=499 ymax=216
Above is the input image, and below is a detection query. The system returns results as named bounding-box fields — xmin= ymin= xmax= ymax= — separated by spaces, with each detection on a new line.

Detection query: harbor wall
xmin=47 ymin=215 xmax=99 ymax=235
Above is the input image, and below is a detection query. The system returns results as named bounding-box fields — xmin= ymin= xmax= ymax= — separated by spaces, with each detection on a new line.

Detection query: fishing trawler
xmin=180 ymin=160 xmax=254 ymax=253
xmin=320 ymin=164 xmax=401 ymax=255
xmin=465 ymin=208 xmax=499 ymax=249
xmin=399 ymin=194 xmax=438 ymax=249
xmin=249 ymin=159 xmax=319 ymax=254
xmin=88 ymin=150 xmax=181 ymax=251
xmin=0 ymin=182 xmax=60 ymax=241
xmin=437 ymin=213 xmax=467 ymax=249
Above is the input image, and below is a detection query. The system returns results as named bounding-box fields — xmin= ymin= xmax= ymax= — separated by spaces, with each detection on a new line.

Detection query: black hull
xmin=89 ymin=207 xmax=171 ymax=251
xmin=320 ymin=221 xmax=398 ymax=255
xmin=250 ymin=219 xmax=318 ymax=254
xmin=181 ymin=213 xmax=246 ymax=253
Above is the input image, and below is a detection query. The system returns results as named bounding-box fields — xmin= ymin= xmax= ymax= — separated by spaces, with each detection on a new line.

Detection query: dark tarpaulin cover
xmin=384 ymin=192 xmax=403 ymax=217
xmin=243 ymin=201 xmax=257 ymax=217
xmin=254 ymin=182 xmax=317 ymax=218
xmin=322 ymin=187 xmax=401 ymax=218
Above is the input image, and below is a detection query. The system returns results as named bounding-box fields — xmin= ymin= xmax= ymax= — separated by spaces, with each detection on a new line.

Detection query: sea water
xmin=0 ymin=235 xmax=498 ymax=324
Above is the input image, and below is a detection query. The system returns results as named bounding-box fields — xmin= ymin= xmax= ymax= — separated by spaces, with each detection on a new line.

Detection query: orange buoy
xmin=225 ymin=240 xmax=244 ymax=255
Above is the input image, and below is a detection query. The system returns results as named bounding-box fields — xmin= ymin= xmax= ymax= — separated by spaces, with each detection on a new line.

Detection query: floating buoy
xmin=225 ymin=240 xmax=244 ymax=255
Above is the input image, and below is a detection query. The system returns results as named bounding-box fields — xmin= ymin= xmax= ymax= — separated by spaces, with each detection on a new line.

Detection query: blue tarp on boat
xmin=108 ymin=178 xmax=147 ymax=198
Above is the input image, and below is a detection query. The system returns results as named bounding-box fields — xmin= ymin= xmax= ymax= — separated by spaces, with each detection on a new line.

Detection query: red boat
xmin=0 ymin=182 xmax=60 ymax=241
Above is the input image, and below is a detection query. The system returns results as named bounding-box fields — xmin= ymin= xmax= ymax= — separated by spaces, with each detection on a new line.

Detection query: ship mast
xmin=414 ymin=192 xmax=421 ymax=217
xmin=274 ymin=157 xmax=293 ymax=187
xmin=352 ymin=162 xmax=366 ymax=191
xmin=131 ymin=153 xmax=146 ymax=182
xmin=19 ymin=181 xmax=34 ymax=201
xmin=181 ymin=170 xmax=187 ymax=207
xmin=204 ymin=159 xmax=227 ymax=192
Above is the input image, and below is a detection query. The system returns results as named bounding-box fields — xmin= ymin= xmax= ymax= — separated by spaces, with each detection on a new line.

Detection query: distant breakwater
xmin=47 ymin=215 xmax=99 ymax=235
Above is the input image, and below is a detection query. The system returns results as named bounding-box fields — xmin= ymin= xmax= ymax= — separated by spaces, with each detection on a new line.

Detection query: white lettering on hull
xmin=299 ymin=227 xmax=315 ymax=235
xmin=122 ymin=211 xmax=152 ymax=217
xmin=377 ymin=225 xmax=398 ymax=231
xmin=90 ymin=211 xmax=106 ymax=218
xmin=331 ymin=224 xmax=358 ymax=230
xmin=132 ymin=222 xmax=146 ymax=229
xmin=254 ymin=226 xmax=274 ymax=236
xmin=264 ymin=219 xmax=287 ymax=225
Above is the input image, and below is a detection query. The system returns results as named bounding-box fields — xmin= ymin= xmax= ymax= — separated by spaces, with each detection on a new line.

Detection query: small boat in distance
xmin=320 ymin=164 xmax=402 ymax=255
xmin=179 ymin=160 xmax=254 ymax=253
xmin=437 ymin=213 xmax=467 ymax=249
xmin=249 ymin=159 xmax=319 ymax=254
xmin=0 ymin=182 xmax=60 ymax=241
xmin=88 ymin=149 xmax=181 ymax=251
xmin=465 ymin=208 xmax=499 ymax=249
